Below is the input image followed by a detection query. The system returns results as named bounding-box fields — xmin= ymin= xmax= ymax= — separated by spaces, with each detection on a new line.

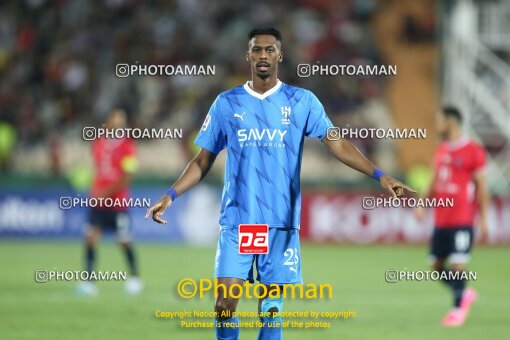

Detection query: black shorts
xmin=88 ymin=208 xmax=131 ymax=241
xmin=429 ymin=226 xmax=474 ymax=264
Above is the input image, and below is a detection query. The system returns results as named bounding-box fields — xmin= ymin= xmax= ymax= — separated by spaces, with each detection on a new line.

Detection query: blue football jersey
xmin=194 ymin=80 xmax=333 ymax=229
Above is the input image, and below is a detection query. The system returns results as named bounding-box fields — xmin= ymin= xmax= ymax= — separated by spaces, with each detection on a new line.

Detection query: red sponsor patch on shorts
xmin=238 ymin=224 xmax=269 ymax=254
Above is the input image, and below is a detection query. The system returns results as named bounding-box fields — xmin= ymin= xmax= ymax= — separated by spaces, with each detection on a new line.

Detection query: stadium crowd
xmin=0 ymin=0 xmax=391 ymax=175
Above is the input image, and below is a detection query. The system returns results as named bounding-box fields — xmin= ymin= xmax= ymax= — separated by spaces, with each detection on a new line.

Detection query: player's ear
xmin=279 ymin=52 xmax=283 ymax=62
xmin=245 ymin=51 xmax=250 ymax=62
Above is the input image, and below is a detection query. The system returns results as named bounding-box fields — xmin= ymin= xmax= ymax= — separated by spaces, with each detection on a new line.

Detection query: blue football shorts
xmin=214 ymin=227 xmax=302 ymax=285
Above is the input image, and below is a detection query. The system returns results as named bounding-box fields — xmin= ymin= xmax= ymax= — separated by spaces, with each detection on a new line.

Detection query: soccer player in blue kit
xmin=146 ymin=28 xmax=415 ymax=340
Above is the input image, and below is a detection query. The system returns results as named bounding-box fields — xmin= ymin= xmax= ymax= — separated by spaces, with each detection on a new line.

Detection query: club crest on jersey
xmin=281 ymin=106 xmax=291 ymax=125
xmin=201 ymin=114 xmax=211 ymax=131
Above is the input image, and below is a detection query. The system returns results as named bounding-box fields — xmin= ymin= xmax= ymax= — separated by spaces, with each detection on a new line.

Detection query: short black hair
xmin=442 ymin=105 xmax=463 ymax=123
xmin=248 ymin=27 xmax=282 ymax=42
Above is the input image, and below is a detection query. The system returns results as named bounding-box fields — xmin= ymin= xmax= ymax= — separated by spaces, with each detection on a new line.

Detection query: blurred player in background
xmin=416 ymin=106 xmax=489 ymax=327
xmin=77 ymin=109 xmax=143 ymax=296
xmin=146 ymin=28 xmax=414 ymax=340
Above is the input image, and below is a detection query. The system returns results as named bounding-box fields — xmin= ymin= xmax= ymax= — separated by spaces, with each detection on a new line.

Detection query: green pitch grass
xmin=0 ymin=241 xmax=508 ymax=340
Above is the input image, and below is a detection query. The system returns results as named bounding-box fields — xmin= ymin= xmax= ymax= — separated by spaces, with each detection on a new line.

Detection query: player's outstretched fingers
xmin=144 ymin=203 xmax=159 ymax=220
xmin=386 ymin=184 xmax=397 ymax=198
xmin=401 ymin=184 xmax=417 ymax=193
xmin=395 ymin=187 xmax=404 ymax=197
xmin=153 ymin=211 xmax=167 ymax=224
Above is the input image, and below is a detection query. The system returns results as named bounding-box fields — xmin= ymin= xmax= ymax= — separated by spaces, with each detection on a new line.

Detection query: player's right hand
xmin=145 ymin=195 xmax=172 ymax=224
xmin=478 ymin=218 xmax=489 ymax=241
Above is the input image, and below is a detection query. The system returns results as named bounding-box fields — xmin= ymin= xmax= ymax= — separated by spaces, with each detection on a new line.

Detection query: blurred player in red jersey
xmin=77 ymin=109 xmax=143 ymax=296
xmin=416 ymin=106 xmax=489 ymax=327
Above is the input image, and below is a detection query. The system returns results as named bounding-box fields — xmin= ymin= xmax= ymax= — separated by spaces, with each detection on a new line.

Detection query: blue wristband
xmin=372 ymin=168 xmax=384 ymax=181
xmin=166 ymin=187 xmax=178 ymax=201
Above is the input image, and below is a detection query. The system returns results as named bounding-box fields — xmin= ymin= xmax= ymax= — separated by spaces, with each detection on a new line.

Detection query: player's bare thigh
xmin=215 ymin=277 xmax=244 ymax=321
xmin=450 ymin=262 xmax=466 ymax=272
xmin=431 ymin=258 xmax=446 ymax=271
xmin=85 ymin=226 xmax=102 ymax=246
xmin=431 ymin=258 xmax=466 ymax=272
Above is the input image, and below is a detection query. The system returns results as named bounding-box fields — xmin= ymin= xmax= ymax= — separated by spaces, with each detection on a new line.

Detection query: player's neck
xmin=447 ymin=129 xmax=462 ymax=142
xmin=250 ymin=76 xmax=278 ymax=94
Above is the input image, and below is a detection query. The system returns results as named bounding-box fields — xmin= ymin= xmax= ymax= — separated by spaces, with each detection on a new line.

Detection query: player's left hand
xmin=380 ymin=175 xmax=416 ymax=198
xmin=145 ymin=195 xmax=173 ymax=224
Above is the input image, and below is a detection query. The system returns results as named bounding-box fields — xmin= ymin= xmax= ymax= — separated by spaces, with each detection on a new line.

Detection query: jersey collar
xmin=447 ymin=136 xmax=470 ymax=151
xmin=243 ymin=80 xmax=282 ymax=100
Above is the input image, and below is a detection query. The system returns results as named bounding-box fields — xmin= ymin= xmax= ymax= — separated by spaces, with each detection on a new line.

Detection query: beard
xmin=254 ymin=62 xmax=273 ymax=79
xmin=255 ymin=71 xmax=271 ymax=79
